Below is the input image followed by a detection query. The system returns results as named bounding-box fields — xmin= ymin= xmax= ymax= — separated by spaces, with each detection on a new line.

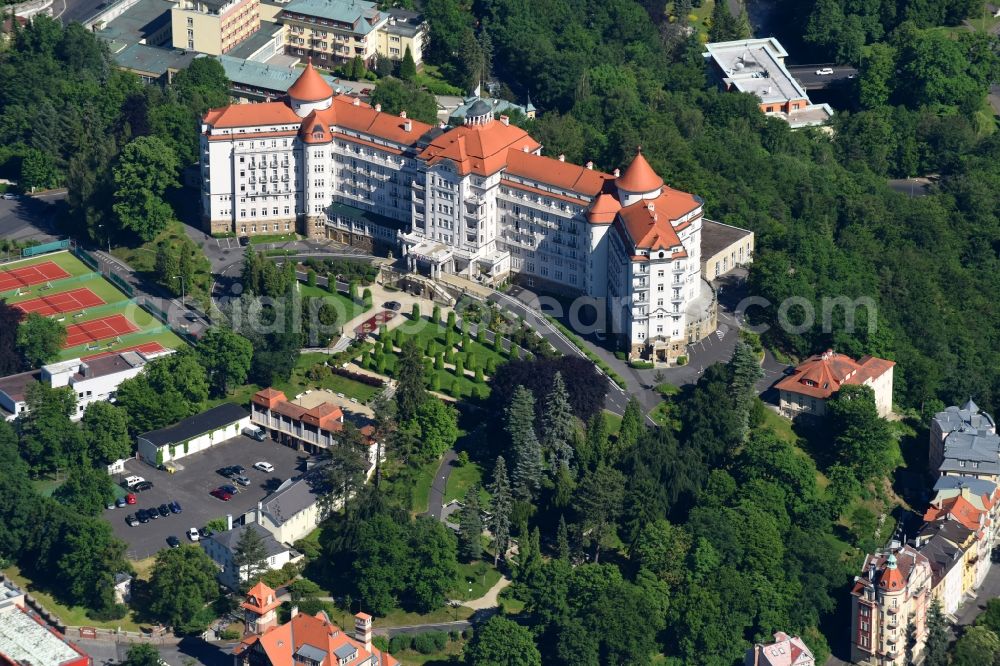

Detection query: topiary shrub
xmin=432 ymin=305 xmax=441 ymax=322
xmin=373 ymin=636 xmax=389 ymax=654
xmin=676 ymin=355 xmax=687 ymax=366
xmin=412 ymin=633 xmax=437 ymax=654
xmin=389 ymin=635 xmax=411 ymax=654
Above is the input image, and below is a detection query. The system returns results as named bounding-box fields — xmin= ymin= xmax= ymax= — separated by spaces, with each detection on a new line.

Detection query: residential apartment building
xmin=929 ymin=400 xmax=997 ymax=476
xmin=703 ymin=38 xmax=834 ymax=128
xmin=850 ymin=545 xmax=932 ymax=666
xmin=923 ymin=491 xmax=993 ymax=590
xmin=375 ymin=8 xmax=425 ymax=64
xmin=235 ymin=583 xmax=397 ymax=666
xmin=745 ymin=631 xmax=815 ymax=666
xmin=0 ymin=349 xmax=172 ymax=421
xmin=202 ymin=521 xmax=299 ymax=589
xmin=914 ymin=520 xmax=977 ymax=617
xmin=243 ymin=467 xmax=330 ymax=545
xmin=250 ymin=388 xmax=378 ymax=465
xmin=200 ymin=65 xmax=749 ymax=361
xmin=774 ymin=349 xmax=894 ymax=419
xmin=171 ymin=0 xmax=261 ymax=55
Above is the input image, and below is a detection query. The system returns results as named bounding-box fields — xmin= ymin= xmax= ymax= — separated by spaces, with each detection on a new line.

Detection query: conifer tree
xmin=458 ymin=485 xmax=483 ymax=562
xmin=507 ymin=386 xmax=541 ymax=500
xmin=541 ymin=372 xmax=574 ymax=471
xmin=728 ymin=341 xmax=763 ymax=441
xmin=617 ymin=397 xmax=643 ymax=455
xmin=557 ymin=514 xmax=570 ymax=561
xmin=488 ymin=456 xmax=512 ymax=566
xmin=399 ymin=47 xmax=417 ymax=81
xmin=924 ymin=599 xmax=948 ymax=666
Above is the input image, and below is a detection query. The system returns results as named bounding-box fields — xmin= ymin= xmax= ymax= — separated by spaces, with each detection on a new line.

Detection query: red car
xmin=126 ymin=493 xmax=137 ymax=505
xmin=210 ymin=488 xmax=233 ymax=501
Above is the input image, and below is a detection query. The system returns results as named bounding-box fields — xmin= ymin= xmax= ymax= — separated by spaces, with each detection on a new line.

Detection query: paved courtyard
xmin=103 ymin=436 xmax=314 ymax=560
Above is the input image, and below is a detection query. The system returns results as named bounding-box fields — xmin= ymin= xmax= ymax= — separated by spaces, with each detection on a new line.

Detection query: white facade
xmin=201 ymin=523 xmax=297 ymax=589
xmin=136 ymin=404 xmax=251 ymax=465
xmin=201 ymin=69 xmax=729 ymax=361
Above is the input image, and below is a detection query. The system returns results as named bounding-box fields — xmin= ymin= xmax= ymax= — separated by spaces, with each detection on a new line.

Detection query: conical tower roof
xmin=616 ymin=148 xmax=664 ymax=193
xmin=288 ymin=60 xmax=333 ymax=103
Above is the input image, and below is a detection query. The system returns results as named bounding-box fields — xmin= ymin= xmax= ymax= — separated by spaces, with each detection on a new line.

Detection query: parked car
xmin=239 ymin=236 xmax=250 ymax=246
xmin=157 ymin=504 xmax=170 ymax=517
xmin=254 ymin=461 xmax=274 ymax=473
xmin=124 ymin=475 xmax=145 ymax=488
xmin=383 ymin=300 xmax=401 ymax=311
xmin=115 ymin=496 xmax=128 ymax=508
xmin=210 ymin=488 xmax=233 ymax=501
xmin=216 ymin=466 xmax=235 ymax=477
xmin=166 ymin=536 xmax=181 ymax=548
xmin=231 ymin=465 xmax=246 ymax=475
xmin=187 ymin=527 xmax=200 ymax=541
xmin=1 ymin=193 xmax=16 ymax=200
xmin=137 ymin=510 xmax=150 ymax=524
xmin=169 ymin=500 xmax=182 ymax=514
xmin=220 ymin=484 xmax=239 ymax=496
xmin=815 ymin=67 xmax=834 ymax=75
xmin=126 ymin=493 xmax=137 ymax=505
xmin=199 ymin=526 xmax=214 ymax=538
xmin=126 ymin=514 xmax=139 ymax=527
xmin=243 ymin=426 xmax=266 ymax=441
xmin=133 ymin=481 xmax=153 ymax=492
xmin=106 ymin=501 xmax=117 ymax=510
xmin=360 ymin=87 xmax=373 ymax=96
xmin=234 ymin=475 xmax=251 ymax=487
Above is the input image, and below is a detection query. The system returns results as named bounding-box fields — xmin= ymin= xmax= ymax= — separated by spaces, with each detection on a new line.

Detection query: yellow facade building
xmin=171 ymin=0 xmax=261 ymax=55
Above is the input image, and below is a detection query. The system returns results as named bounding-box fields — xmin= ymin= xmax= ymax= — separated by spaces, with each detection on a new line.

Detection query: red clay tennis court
xmin=63 ymin=314 xmax=139 ymax=348
xmin=14 ymin=287 xmax=106 ymax=316
xmin=82 ymin=342 xmax=168 ymax=361
xmin=0 ymin=261 xmax=71 ymax=292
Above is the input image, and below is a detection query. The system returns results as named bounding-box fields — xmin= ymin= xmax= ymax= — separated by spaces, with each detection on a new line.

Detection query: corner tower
xmin=288 ymin=60 xmax=334 ymax=117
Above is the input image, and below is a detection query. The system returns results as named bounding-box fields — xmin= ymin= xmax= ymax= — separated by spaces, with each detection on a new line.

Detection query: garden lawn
xmin=603 ymin=410 xmax=623 ymax=435
xmin=298 ymin=283 xmax=368 ymax=323
xmin=450 ymin=561 xmax=501 ymax=601
xmin=410 ymin=457 xmax=442 ymax=514
xmin=0 ymin=250 xmax=93 ymax=278
xmin=760 ymin=408 xmax=830 ymax=490
xmin=249 ymin=232 xmax=300 ymax=245
xmin=2 ymin=565 xmax=142 ymax=631
xmin=444 ymin=462 xmax=487 ymax=505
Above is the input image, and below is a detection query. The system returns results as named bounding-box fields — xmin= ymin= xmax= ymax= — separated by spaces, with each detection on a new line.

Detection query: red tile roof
xmin=235 ymin=610 xmax=397 ymax=666
xmin=615 ymin=189 xmax=702 ymax=251
xmin=504 ymin=150 xmax=613 ymax=197
xmin=203 ymin=102 xmax=302 ymax=129
xmin=924 ymin=495 xmax=986 ymax=532
xmin=616 ymin=149 xmax=664 ymax=193
xmin=419 ymin=119 xmax=540 ymax=176
xmin=242 ymin=582 xmax=282 ymax=615
xmin=587 ymin=192 xmax=622 ymax=224
xmin=287 ymin=61 xmax=333 ymax=102
xmin=774 ymin=349 xmax=894 ymax=400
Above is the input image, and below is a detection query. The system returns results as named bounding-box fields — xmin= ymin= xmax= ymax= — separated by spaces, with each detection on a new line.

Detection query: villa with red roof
xmin=200 ymin=64 xmax=753 ymax=363
xmin=745 ymin=631 xmax=815 ymax=666
xmin=236 ymin=582 xmax=396 ymax=666
xmin=774 ymin=349 xmax=894 ymax=418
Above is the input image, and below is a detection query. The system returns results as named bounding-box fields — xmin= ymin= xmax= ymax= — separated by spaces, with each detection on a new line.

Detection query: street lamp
xmin=172 ymin=275 xmax=186 ymax=307
xmin=97 ymin=224 xmax=111 ymax=253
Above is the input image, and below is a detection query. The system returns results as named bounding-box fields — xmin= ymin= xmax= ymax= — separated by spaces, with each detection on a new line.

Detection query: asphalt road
xmin=0 ymin=193 xmax=62 ymax=245
xmin=786 ymin=65 xmax=858 ymax=89
xmin=54 ymin=0 xmax=108 ymax=25
xmin=104 ymin=436 xmax=312 ymax=560
xmin=75 ymin=637 xmax=238 ymax=666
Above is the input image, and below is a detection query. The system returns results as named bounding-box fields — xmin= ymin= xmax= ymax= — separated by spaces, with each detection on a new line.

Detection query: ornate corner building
xmin=200 ymin=64 xmax=753 ymax=362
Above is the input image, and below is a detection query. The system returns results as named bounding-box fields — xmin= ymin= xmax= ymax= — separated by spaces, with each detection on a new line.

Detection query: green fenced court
xmin=6 ymin=273 xmax=128 ymax=309
xmin=57 ymin=325 xmax=186 ymax=362
xmin=0 ymin=251 xmax=95 ymax=295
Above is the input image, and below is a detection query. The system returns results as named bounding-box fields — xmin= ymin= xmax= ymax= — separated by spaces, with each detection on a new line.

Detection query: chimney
xmin=586 ymin=161 xmax=593 ymax=170
xmin=352 ymin=97 xmax=360 ymax=106
xmin=499 ymin=115 xmax=509 ymax=126
xmin=558 ymin=154 xmax=565 ymax=162
xmin=613 ymin=168 xmax=620 ymax=177
xmin=404 ymin=120 xmax=412 ymax=132
xmin=256 ymin=501 xmax=263 ymax=522
xmin=226 ymin=514 xmax=233 ymax=531
xmin=400 ymin=110 xmax=407 ymax=118
xmin=522 ymin=145 xmax=529 ymax=152
xmin=290 ymin=605 xmax=299 ymax=618
xmin=374 ymin=103 xmax=381 ymax=113
xmin=354 ymin=613 xmax=372 ymax=654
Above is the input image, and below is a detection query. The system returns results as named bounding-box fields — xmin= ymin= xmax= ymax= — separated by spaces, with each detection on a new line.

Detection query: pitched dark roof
xmin=139 ymin=403 xmax=248 ymax=447
xmin=209 ymin=522 xmax=288 ymax=558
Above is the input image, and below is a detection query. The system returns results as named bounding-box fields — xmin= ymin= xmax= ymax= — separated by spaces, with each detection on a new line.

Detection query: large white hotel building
xmin=200 ymin=64 xmax=752 ymax=363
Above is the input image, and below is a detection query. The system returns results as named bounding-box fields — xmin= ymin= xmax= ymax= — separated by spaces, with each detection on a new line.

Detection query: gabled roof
xmin=287 ymin=61 xmax=334 ymax=102
xmin=504 ymin=150 xmax=613 ymax=198
xmin=614 ymin=188 xmax=702 ymax=252
xmin=208 ymin=523 xmax=289 ymax=559
xmin=235 ymin=609 xmax=398 ymax=666
xmin=243 ymin=581 xmax=281 ymax=615
xmin=204 ymin=101 xmax=302 ymax=129
xmin=139 ymin=403 xmax=248 ymax=447
xmin=924 ymin=494 xmax=986 ymax=532
xmin=615 ymin=149 xmax=664 ymax=193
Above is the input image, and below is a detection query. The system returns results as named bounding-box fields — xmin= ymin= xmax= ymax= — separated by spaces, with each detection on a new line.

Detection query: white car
xmin=253 ymin=461 xmax=274 ymax=473
xmin=1 ymin=193 xmax=15 ymax=200
xmin=124 ymin=475 xmax=146 ymax=488
xmin=815 ymin=67 xmax=834 ymax=75
xmin=187 ymin=527 xmax=200 ymax=542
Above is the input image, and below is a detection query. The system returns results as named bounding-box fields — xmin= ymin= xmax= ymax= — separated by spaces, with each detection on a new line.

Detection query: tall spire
xmin=616 ymin=147 xmax=664 ymax=195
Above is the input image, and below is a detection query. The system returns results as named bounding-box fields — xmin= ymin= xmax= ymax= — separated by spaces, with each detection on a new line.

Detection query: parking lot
xmin=103 ymin=436 xmax=313 ymax=560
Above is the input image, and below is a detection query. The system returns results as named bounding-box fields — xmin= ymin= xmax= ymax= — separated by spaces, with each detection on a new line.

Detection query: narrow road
xmin=425 ymin=449 xmax=458 ymax=520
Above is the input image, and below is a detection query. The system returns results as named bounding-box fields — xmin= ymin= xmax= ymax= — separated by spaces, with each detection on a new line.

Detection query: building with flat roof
xmin=774 ymin=349 xmax=894 ymax=418
xmin=219 ymin=54 xmax=339 ymax=101
xmin=0 ymin=596 xmax=90 ymax=666
xmin=0 ymin=349 xmax=171 ymax=421
xmin=93 ymin=0 xmax=175 ymax=47
xmin=109 ymin=42 xmax=198 ymax=83
xmin=701 ymin=219 xmax=754 ymax=280
xmin=227 ymin=20 xmax=285 ymax=61
xmin=171 ymin=0 xmax=261 ymax=55
xmin=703 ymin=38 xmax=833 ymax=129
xmin=136 ymin=402 xmax=250 ymax=465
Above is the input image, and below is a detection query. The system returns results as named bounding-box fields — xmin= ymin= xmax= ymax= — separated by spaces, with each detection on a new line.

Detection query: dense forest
xmin=421 ymin=0 xmax=1000 ymax=413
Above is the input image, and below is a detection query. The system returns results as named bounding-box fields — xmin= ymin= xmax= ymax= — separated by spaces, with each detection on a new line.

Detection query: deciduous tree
xmin=16 ymin=312 xmax=66 ymax=367
xmin=464 ymin=616 xmax=541 ymax=666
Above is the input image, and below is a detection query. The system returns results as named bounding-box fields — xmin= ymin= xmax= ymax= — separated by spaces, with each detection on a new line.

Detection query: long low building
xmin=0 ymin=349 xmax=172 ymax=421
xmin=137 ymin=402 xmax=250 ymax=466
xmin=0 ymin=581 xmax=90 ymax=666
